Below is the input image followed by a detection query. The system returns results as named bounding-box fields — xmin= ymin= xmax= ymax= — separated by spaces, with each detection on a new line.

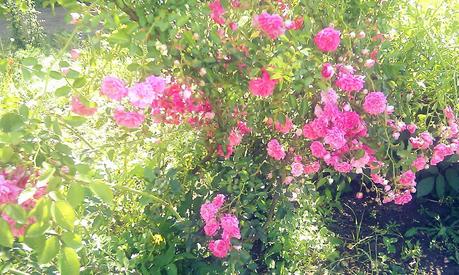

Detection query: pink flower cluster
xmin=96 ymin=75 xmax=213 ymax=128
xmin=363 ymin=92 xmax=387 ymax=115
xmin=253 ymin=12 xmax=285 ymax=40
xmin=267 ymin=139 xmax=286 ymax=160
xmin=200 ymin=194 xmax=241 ymax=258
xmin=249 ymin=70 xmax=277 ymax=98
xmin=0 ymin=167 xmax=47 ymax=237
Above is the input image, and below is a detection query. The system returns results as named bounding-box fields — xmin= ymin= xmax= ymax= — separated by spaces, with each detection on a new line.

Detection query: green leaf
xmin=22 ymin=57 xmax=37 ymax=66
xmin=89 ymin=181 xmax=113 ymax=204
xmin=416 ymin=176 xmax=435 ymax=198
xmin=67 ymin=183 xmax=85 ymax=208
xmin=38 ymin=236 xmax=59 ymax=264
xmin=49 ymin=70 xmax=63 ymax=80
xmin=165 ymin=263 xmax=178 ymax=275
xmin=445 ymin=168 xmax=459 ymax=192
xmin=73 ymin=77 xmax=87 ymax=88
xmin=3 ymin=204 xmax=27 ymax=224
xmin=0 ymin=113 xmax=24 ymax=132
xmin=64 ymin=116 xmax=87 ymax=127
xmin=153 ymin=245 xmax=175 ymax=268
xmin=52 ymin=201 xmax=76 ymax=231
xmin=59 ymin=247 xmax=80 ymax=275
xmin=0 ymin=219 xmax=14 ymax=247
xmin=435 ymin=175 xmax=446 ymax=198
xmin=26 ymin=222 xmax=50 ymax=238
xmin=61 ymin=232 xmax=82 ymax=249
xmin=0 ymin=146 xmax=14 ymax=162
xmin=55 ymin=86 xmax=71 ymax=97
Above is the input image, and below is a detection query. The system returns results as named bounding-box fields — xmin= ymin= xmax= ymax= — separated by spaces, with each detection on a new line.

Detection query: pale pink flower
xmin=209 ymin=239 xmax=231 ymax=258
xmin=230 ymin=0 xmax=240 ymax=8
xmin=128 ymin=82 xmax=155 ymax=108
xmin=394 ymin=191 xmax=412 ymax=205
xmin=221 ymin=214 xmax=241 ymax=240
xmin=70 ymin=49 xmax=80 ymax=60
xmin=253 ymin=12 xmax=285 ymax=40
xmin=364 ymin=59 xmax=375 ymax=68
xmin=321 ymin=63 xmax=335 ymax=79
xmin=249 ymin=70 xmax=277 ymax=97
xmin=113 ymin=108 xmax=145 ymax=128
xmin=229 ymin=22 xmax=238 ymax=31
xmin=267 ymin=139 xmax=286 ymax=160
xmin=291 ymin=162 xmax=304 ymax=177
xmin=237 ymin=121 xmax=252 ymax=135
xmin=145 ymin=75 xmax=167 ymax=94
xmin=412 ymin=155 xmax=427 ymax=171
xmin=363 ymin=92 xmax=387 ymax=115
xmin=431 ymin=144 xmax=454 ymax=165
xmin=333 ymin=162 xmax=352 ymax=173
xmin=101 ymin=76 xmax=128 ymax=101
xmin=71 ymin=96 xmax=97 ymax=116
xmin=410 ymin=132 xmax=433 ymax=150
xmin=371 ymin=174 xmax=385 ymax=184
xmin=355 ymin=192 xmax=364 ymax=199
xmin=324 ymin=127 xmax=346 ymax=150
xmin=283 ymin=176 xmax=294 ymax=185
xmin=70 ymin=13 xmax=81 ymax=25
xmin=200 ymin=202 xmax=219 ymax=223
xmin=314 ymin=27 xmax=341 ymax=52
xmin=400 ymin=170 xmax=416 ymax=187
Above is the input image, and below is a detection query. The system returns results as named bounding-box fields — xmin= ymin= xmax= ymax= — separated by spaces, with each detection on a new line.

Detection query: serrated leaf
xmin=0 ymin=219 xmax=14 ymax=247
xmin=89 ymin=181 xmax=113 ymax=204
xmin=38 ymin=236 xmax=59 ymax=264
xmin=52 ymin=201 xmax=76 ymax=231
xmin=59 ymin=247 xmax=80 ymax=275
xmin=416 ymin=176 xmax=435 ymax=198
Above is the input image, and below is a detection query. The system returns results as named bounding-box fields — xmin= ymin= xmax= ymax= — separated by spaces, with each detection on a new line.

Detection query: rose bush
xmin=0 ymin=0 xmax=458 ymax=273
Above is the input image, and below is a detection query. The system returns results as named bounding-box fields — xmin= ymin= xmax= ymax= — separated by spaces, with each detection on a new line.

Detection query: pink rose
xmin=101 ymin=76 xmax=128 ymax=101
xmin=113 ymin=108 xmax=145 ymax=128
xmin=310 ymin=141 xmax=328 ymax=159
xmin=291 ymin=162 xmax=304 ymax=177
xmin=208 ymin=239 xmax=231 ymax=258
xmin=253 ymin=12 xmax=285 ymax=40
xmin=363 ymin=92 xmax=387 ymax=115
xmin=249 ymin=70 xmax=277 ymax=97
xmin=267 ymin=139 xmax=286 ymax=160
xmin=128 ymin=82 xmax=156 ymax=108
xmin=204 ymin=218 xmax=220 ymax=237
xmin=335 ymin=73 xmax=365 ymax=92
xmin=221 ymin=214 xmax=241 ymax=240
xmin=314 ymin=27 xmax=341 ymax=52
xmin=321 ymin=63 xmax=335 ymax=79
xmin=70 ymin=96 xmax=97 ymax=116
